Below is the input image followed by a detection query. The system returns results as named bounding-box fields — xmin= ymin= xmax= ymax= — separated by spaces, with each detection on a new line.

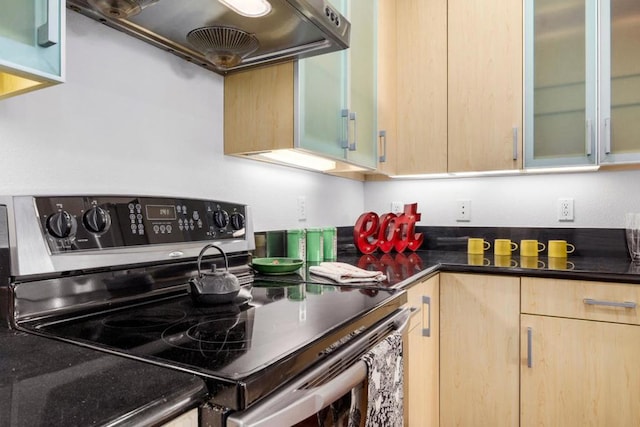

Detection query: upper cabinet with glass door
xmin=0 ymin=0 xmax=65 ymax=100
xmin=599 ymin=0 xmax=640 ymax=165
xmin=524 ymin=0 xmax=597 ymax=168
xmin=525 ymin=0 xmax=640 ymax=168
xmin=297 ymin=0 xmax=377 ymax=169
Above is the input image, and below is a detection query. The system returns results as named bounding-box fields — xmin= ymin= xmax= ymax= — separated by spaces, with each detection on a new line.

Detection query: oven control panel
xmin=34 ymin=196 xmax=247 ymax=253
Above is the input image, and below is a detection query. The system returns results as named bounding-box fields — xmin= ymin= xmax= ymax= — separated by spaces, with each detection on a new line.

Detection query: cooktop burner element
xmin=102 ymin=308 xmax=187 ymax=330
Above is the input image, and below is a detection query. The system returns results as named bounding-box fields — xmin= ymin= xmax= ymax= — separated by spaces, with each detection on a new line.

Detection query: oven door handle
xmin=226 ymin=307 xmax=412 ymax=427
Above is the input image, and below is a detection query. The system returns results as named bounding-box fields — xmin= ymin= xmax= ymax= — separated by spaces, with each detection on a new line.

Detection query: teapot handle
xmin=196 ymin=244 xmax=230 ymax=277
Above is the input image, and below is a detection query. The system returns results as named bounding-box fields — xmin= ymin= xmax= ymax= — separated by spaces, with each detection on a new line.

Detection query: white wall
xmin=3 ymin=12 xmax=639 ymax=232
xmin=0 ymin=11 xmax=363 ymax=231
xmin=364 ymin=169 xmax=640 ymax=229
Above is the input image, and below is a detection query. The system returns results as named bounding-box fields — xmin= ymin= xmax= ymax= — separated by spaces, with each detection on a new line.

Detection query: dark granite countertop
xmin=3 ymin=238 xmax=638 ymax=427
xmin=259 ymin=225 xmax=640 ymax=287
xmin=333 ymin=249 xmax=640 ymax=289
xmin=255 ymin=249 xmax=640 ymax=290
xmin=0 ymin=328 xmax=207 ymax=427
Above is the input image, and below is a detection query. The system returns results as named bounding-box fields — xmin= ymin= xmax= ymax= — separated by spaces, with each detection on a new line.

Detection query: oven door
xmin=225 ymin=307 xmax=412 ymax=427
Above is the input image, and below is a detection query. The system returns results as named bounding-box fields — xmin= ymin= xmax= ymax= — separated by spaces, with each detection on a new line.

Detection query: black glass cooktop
xmin=31 ymin=283 xmax=401 ymax=381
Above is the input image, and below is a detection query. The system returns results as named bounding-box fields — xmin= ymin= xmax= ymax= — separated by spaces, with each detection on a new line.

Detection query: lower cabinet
xmin=405 ymin=274 xmax=439 ymax=426
xmin=405 ymin=273 xmax=640 ymax=426
xmin=439 ymin=273 xmax=520 ymax=427
xmin=521 ymin=277 xmax=640 ymax=426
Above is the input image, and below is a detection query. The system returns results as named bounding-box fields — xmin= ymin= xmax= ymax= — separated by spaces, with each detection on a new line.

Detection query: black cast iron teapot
xmin=189 ymin=244 xmax=240 ymax=305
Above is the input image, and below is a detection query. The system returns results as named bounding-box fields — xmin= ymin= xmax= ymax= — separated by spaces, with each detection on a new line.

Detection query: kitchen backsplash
xmin=258 ymin=226 xmax=630 ymax=260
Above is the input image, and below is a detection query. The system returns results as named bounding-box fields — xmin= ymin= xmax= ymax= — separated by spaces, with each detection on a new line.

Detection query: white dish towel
xmin=308 ymin=262 xmax=387 ymax=284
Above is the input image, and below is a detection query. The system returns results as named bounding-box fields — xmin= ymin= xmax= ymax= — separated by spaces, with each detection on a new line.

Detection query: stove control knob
xmin=46 ymin=211 xmax=76 ymax=239
xmin=230 ymin=212 xmax=245 ymax=230
xmin=213 ymin=209 xmax=229 ymax=228
xmin=83 ymin=206 xmax=111 ymax=234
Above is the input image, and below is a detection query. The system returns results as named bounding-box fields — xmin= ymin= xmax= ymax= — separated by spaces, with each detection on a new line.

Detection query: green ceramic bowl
xmin=251 ymin=258 xmax=304 ymax=275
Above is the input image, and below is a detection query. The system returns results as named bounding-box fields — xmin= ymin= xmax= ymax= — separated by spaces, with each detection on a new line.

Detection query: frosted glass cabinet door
xmin=344 ymin=0 xmax=376 ymax=169
xmin=296 ymin=0 xmax=377 ymax=169
xmin=600 ymin=0 xmax=640 ymax=164
xmin=297 ymin=0 xmax=348 ymax=161
xmin=0 ymin=1 xmax=63 ymax=82
xmin=524 ymin=0 xmax=597 ymax=167
xmin=297 ymin=47 xmax=348 ymax=160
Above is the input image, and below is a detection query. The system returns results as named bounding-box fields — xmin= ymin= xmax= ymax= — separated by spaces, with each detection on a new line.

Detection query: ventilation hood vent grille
xmin=67 ymin=0 xmax=350 ymax=75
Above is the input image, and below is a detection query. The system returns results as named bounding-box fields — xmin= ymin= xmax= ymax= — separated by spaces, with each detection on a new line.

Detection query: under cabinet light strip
xmin=389 ymin=165 xmax=600 ymax=180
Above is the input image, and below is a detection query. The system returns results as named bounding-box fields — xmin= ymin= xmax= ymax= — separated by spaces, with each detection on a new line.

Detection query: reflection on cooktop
xmin=34 ymin=283 xmax=398 ymax=379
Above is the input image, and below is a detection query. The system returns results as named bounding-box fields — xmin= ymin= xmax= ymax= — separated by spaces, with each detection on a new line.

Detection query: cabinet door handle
xmin=38 ymin=0 xmax=59 ymax=47
xmin=585 ymin=119 xmax=592 ymax=156
xmin=348 ymin=112 xmax=357 ymax=151
xmin=604 ymin=118 xmax=612 ymax=154
xmin=421 ymin=295 xmax=432 ymax=337
xmin=378 ymin=130 xmax=387 ymax=163
xmin=583 ymin=298 xmax=637 ymax=309
xmin=512 ymin=127 xmax=518 ymax=160
xmin=527 ymin=327 xmax=533 ymax=368
xmin=340 ymin=109 xmax=350 ymax=149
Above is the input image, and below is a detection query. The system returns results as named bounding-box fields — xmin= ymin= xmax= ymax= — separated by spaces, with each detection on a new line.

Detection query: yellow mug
xmin=494 ymin=239 xmax=518 ymax=256
xmin=520 ymin=240 xmax=546 ymax=257
xmin=494 ymin=254 xmax=517 ymax=268
xmin=548 ymin=240 xmax=576 ymax=258
xmin=548 ymin=257 xmax=575 ymax=270
xmin=520 ymin=256 xmax=545 ymax=269
xmin=468 ymin=238 xmax=491 ymax=254
xmin=468 ymin=253 xmax=490 ymax=266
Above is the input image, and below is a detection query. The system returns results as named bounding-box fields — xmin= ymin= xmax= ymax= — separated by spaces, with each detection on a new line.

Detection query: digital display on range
xmin=145 ymin=205 xmax=177 ymax=221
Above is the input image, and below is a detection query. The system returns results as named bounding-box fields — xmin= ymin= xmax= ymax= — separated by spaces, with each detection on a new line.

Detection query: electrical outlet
xmin=456 ymin=200 xmax=471 ymax=222
xmin=558 ymin=198 xmax=574 ymax=222
xmin=297 ymin=196 xmax=307 ymax=221
xmin=391 ymin=201 xmax=403 ymax=214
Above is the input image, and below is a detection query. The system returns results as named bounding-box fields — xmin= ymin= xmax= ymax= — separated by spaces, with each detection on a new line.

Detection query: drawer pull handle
xmin=422 ymin=295 xmax=431 ymax=337
xmin=583 ymin=298 xmax=637 ymax=309
xmin=527 ymin=327 xmax=533 ymax=368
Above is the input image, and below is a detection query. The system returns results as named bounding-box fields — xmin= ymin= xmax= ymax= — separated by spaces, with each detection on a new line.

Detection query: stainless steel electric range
xmin=0 ymin=195 xmax=408 ymax=427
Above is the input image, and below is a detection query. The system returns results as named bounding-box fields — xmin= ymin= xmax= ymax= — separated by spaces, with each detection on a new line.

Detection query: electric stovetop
xmin=24 ymin=281 xmax=404 ymax=409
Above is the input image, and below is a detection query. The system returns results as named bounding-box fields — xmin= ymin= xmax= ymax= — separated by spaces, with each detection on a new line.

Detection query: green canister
xmin=322 ymin=227 xmax=337 ymax=261
xmin=286 ymin=229 xmax=306 ymax=260
xmin=305 ymin=228 xmax=324 ymax=262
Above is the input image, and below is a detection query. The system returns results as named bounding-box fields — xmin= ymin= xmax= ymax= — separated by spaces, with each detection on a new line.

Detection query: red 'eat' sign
xmin=353 ymin=203 xmax=424 ymax=254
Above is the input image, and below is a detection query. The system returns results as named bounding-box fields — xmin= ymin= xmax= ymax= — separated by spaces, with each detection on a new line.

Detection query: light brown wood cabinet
xmin=395 ymin=0 xmax=448 ymax=175
xmin=391 ymin=0 xmax=522 ymax=175
xmin=225 ymin=1 xmax=394 ymax=178
xmin=439 ymin=273 xmax=520 ymax=426
xmin=374 ymin=0 xmax=398 ymax=176
xmin=521 ymin=277 xmax=640 ymax=426
xmin=447 ymin=0 xmax=523 ymax=172
xmin=405 ymin=274 xmax=439 ymax=427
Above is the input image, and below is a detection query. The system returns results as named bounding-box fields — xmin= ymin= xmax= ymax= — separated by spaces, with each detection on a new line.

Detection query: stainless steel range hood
xmin=66 ymin=0 xmax=350 ymax=75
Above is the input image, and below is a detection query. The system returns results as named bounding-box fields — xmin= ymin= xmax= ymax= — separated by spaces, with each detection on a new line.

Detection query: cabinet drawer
xmin=522 ymin=277 xmax=640 ymax=325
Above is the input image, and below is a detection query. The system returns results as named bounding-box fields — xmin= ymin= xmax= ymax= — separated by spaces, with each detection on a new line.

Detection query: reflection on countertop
xmin=331 ymin=249 xmax=640 ymax=287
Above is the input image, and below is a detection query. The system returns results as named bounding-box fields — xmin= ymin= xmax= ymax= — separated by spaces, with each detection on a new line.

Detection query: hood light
xmin=218 ymin=0 xmax=272 ymax=17
xmin=252 ymin=150 xmax=337 ymax=171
